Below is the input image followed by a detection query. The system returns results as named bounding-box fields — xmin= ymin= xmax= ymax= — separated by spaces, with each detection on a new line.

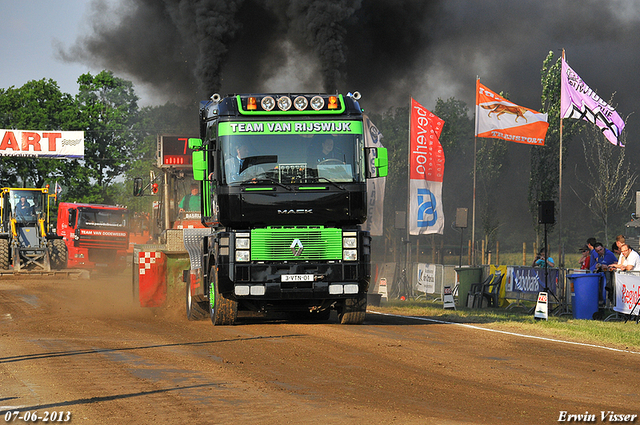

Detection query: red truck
xmin=57 ymin=202 xmax=129 ymax=271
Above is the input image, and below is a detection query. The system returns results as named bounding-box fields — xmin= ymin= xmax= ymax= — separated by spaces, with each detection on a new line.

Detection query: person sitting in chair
xmin=308 ymin=138 xmax=343 ymax=165
xmin=15 ymin=196 xmax=34 ymax=219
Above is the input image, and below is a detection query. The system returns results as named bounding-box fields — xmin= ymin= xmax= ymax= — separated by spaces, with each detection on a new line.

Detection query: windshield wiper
xmin=312 ymin=177 xmax=346 ymax=191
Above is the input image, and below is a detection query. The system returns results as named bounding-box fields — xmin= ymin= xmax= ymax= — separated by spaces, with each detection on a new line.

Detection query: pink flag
xmin=561 ymin=57 xmax=625 ymax=146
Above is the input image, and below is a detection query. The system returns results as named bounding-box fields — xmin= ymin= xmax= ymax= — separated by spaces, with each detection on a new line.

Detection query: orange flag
xmin=475 ymin=81 xmax=549 ymax=146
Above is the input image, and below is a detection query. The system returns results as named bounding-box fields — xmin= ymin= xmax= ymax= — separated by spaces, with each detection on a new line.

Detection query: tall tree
xmin=573 ymin=125 xmax=637 ymax=243
xmin=476 ymin=137 xmax=508 ymax=249
xmin=76 ymin=71 xmax=140 ymax=201
xmin=529 ymin=51 xmax=582 ymax=233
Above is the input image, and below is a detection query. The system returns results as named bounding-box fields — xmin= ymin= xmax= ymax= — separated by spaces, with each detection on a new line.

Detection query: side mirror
xmin=365 ymin=147 xmax=388 ymax=178
xmin=374 ymin=147 xmax=388 ymax=177
xmin=133 ymin=177 xmax=144 ymax=196
xmin=192 ymin=150 xmax=206 ymax=181
xmin=189 ymin=138 xmax=203 ymax=150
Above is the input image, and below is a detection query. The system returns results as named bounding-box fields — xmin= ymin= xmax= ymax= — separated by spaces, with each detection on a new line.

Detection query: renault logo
xmin=290 ymin=239 xmax=304 ymax=256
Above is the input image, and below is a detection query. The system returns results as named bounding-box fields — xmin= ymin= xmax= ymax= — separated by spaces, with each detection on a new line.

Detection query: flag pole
xmin=472 ymin=76 xmax=479 ymax=266
xmin=558 ymin=49 xmax=565 ymax=267
xmin=406 ymin=98 xmax=412 ymax=291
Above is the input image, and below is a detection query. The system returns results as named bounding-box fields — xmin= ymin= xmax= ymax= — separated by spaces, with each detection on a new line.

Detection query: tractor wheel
xmin=0 ymin=239 xmax=10 ymax=270
xmin=186 ymin=278 xmax=208 ymax=321
xmin=209 ymin=267 xmax=237 ymax=326
xmin=48 ymin=239 xmax=68 ymax=270
xmin=338 ymin=293 xmax=367 ymax=325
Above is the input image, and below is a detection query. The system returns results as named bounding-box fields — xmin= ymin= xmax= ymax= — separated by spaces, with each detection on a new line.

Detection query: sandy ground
xmin=1 ymin=273 xmax=639 ymax=424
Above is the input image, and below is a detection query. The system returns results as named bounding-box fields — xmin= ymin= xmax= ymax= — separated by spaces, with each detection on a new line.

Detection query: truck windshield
xmin=220 ymin=132 xmax=363 ymax=185
xmin=9 ymin=189 xmax=43 ymax=223
xmin=78 ymin=209 xmax=127 ymax=227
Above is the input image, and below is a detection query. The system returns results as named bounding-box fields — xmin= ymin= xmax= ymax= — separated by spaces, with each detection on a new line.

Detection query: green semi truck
xmin=184 ymin=92 xmax=387 ymax=325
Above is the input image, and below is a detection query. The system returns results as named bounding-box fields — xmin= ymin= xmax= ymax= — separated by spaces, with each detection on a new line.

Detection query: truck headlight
xmin=236 ymin=250 xmax=250 ymax=262
xmin=236 ymin=237 xmax=250 ymax=250
xmin=343 ymin=237 xmax=357 ymax=249
xmin=343 ymin=249 xmax=357 ymax=261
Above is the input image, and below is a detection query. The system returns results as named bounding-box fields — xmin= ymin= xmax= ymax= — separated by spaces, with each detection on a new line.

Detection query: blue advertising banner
xmin=509 ymin=266 xmax=558 ymax=294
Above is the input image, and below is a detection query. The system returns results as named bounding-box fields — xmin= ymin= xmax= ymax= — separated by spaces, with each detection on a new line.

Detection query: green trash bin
xmin=454 ymin=267 xmax=483 ymax=308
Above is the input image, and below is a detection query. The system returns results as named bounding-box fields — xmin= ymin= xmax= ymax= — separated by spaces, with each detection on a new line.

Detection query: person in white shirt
xmin=610 ymin=244 xmax=640 ymax=271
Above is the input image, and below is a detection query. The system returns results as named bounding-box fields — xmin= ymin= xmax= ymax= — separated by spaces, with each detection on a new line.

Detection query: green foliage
xmin=0 ymin=73 xmax=200 ymax=217
xmin=75 ymin=70 xmax=141 ymax=201
xmin=434 ymin=97 xmax=473 ymax=156
xmin=529 ymin=51 xmax=583 ymax=232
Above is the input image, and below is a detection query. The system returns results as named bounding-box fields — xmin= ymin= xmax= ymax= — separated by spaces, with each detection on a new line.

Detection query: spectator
xmin=579 ymin=245 xmax=591 ymax=270
xmin=586 ymin=237 xmax=597 ymax=269
xmin=532 ymin=247 xmax=555 ymax=268
xmin=612 ymin=235 xmax=626 ymax=256
xmin=179 ymin=184 xmax=200 ymax=212
xmin=590 ymin=242 xmax=617 ymax=272
xmin=610 ymin=244 xmax=640 ymax=272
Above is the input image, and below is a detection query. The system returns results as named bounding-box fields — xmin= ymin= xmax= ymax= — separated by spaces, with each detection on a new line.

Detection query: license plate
xmin=281 ymin=274 xmax=314 ymax=282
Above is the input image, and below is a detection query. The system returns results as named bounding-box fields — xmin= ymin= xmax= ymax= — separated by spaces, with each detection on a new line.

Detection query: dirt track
xmin=1 ymin=274 xmax=639 ymax=424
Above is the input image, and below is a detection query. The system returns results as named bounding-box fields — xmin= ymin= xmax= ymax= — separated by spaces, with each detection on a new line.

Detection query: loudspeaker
xmin=456 ymin=208 xmax=468 ymax=228
xmin=538 ymin=201 xmax=555 ymax=224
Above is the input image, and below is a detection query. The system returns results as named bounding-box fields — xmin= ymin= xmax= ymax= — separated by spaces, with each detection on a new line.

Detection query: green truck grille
xmin=250 ymin=227 xmax=342 ymax=261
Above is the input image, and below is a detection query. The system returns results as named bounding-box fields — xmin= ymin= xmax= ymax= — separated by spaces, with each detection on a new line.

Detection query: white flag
xmin=362 ymin=114 xmax=385 ymax=236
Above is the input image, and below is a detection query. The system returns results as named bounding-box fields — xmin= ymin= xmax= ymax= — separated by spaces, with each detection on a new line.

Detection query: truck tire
xmin=48 ymin=239 xmax=68 ymax=270
xmin=209 ymin=267 xmax=237 ymax=325
xmin=186 ymin=280 xmax=208 ymax=321
xmin=339 ymin=293 xmax=367 ymax=325
xmin=0 ymin=239 xmax=10 ymax=270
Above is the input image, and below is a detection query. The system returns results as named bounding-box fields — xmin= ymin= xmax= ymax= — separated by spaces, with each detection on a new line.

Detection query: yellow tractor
xmin=0 ymin=187 xmax=67 ymax=271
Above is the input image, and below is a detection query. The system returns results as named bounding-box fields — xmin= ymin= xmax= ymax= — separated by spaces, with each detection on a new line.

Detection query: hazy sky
xmin=2 ymin=1 xmax=99 ymax=97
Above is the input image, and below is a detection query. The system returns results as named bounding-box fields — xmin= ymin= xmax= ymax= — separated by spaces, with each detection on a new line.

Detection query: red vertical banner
xmin=409 ymin=98 xmax=445 ymax=235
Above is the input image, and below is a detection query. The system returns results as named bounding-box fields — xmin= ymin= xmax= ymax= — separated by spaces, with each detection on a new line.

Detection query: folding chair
xmin=467 ymin=273 xmax=496 ymax=308
xmin=481 ymin=271 xmax=504 ymax=308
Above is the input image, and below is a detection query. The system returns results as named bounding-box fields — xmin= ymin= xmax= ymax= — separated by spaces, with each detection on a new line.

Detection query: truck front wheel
xmin=48 ymin=239 xmax=68 ymax=270
xmin=209 ymin=267 xmax=237 ymax=325
xmin=338 ymin=293 xmax=367 ymax=325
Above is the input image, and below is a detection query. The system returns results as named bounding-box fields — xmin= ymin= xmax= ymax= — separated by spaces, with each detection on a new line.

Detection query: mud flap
xmin=138 ymin=251 xmax=167 ymax=307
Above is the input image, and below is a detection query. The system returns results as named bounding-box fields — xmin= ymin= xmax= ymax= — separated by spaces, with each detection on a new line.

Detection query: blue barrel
xmin=567 ymin=273 xmax=601 ymax=320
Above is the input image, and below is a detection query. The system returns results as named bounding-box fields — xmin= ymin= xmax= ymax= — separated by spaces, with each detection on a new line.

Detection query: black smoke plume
xmin=61 ymin=0 xmax=640 ymax=119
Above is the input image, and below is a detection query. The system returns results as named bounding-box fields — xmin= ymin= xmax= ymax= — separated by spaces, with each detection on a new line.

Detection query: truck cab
xmin=57 ymin=202 xmax=129 ymax=271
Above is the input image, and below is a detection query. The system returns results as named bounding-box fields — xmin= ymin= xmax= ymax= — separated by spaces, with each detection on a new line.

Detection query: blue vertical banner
xmin=409 ymin=98 xmax=445 ymax=235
